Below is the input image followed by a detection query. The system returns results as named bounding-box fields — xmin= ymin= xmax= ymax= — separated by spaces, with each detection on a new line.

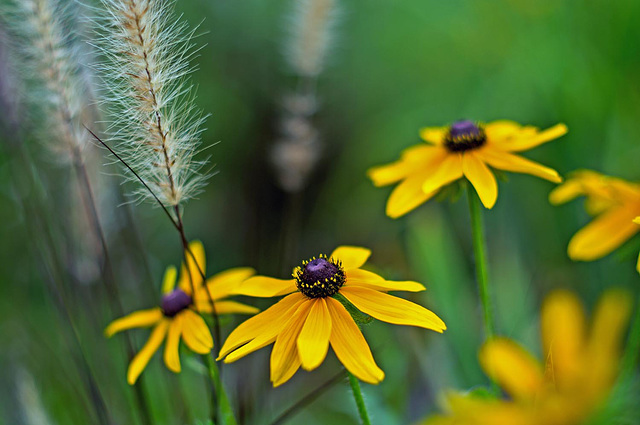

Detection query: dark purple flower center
xmin=293 ymin=255 xmax=345 ymax=298
xmin=444 ymin=120 xmax=486 ymax=152
xmin=161 ymin=289 xmax=192 ymax=317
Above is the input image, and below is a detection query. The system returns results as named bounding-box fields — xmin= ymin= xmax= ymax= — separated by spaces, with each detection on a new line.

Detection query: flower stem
xmin=466 ymin=185 xmax=495 ymax=340
xmin=347 ymin=371 xmax=371 ymax=425
xmin=203 ymin=354 xmax=237 ymax=425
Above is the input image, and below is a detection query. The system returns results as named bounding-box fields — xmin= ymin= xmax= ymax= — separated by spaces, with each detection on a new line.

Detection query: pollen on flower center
xmin=293 ymin=255 xmax=346 ymax=298
xmin=161 ymin=289 xmax=192 ymax=317
xmin=444 ymin=120 xmax=487 ymax=152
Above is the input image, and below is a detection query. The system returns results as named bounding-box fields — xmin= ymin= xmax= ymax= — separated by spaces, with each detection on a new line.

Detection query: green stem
xmin=203 ymin=354 xmax=237 ymax=425
xmin=466 ymin=186 xmax=495 ymax=341
xmin=347 ymin=371 xmax=371 ymax=425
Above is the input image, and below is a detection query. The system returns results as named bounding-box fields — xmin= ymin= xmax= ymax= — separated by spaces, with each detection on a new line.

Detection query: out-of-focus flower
xmin=368 ymin=120 xmax=567 ymax=217
xmin=422 ymin=289 xmax=632 ymax=425
xmin=105 ymin=241 xmax=258 ymax=384
xmin=218 ymin=246 xmax=446 ymax=387
xmin=550 ymin=170 xmax=640 ymax=262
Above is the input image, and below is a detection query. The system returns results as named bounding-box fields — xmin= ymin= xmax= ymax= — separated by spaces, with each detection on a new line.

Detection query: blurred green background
xmin=1 ymin=0 xmax=640 ymax=424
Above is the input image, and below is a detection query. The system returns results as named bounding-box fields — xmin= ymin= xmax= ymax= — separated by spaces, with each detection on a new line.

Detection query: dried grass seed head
xmin=94 ymin=0 xmax=209 ymax=208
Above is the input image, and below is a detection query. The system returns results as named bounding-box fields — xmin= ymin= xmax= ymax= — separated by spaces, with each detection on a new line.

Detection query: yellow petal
xmin=162 ymin=266 xmax=178 ymax=295
xmin=199 ymin=267 xmax=256 ymax=301
xmin=271 ymin=300 xmax=313 ymax=386
xmin=541 ymin=290 xmax=586 ymax=387
xmin=127 ymin=320 xmax=169 ymax=385
xmin=235 ymin=276 xmax=298 ymax=298
xmin=181 ymin=310 xmax=213 ymax=354
xmin=219 ymin=293 xmax=306 ymax=360
xmin=297 ymin=298 xmax=332 ymax=371
xmin=439 ymin=392 xmax=533 ymax=425
xmin=346 ymin=268 xmax=384 ymax=282
xmin=419 ymin=126 xmax=447 ymax=144
xmin=346 ymin=269 xmax=425 ymax=292
xmin=196 ymin=300 xmax=259 ymax=315
xmin=273 ymin=355 xmax=302 ymax=388
xmin=548 ymin=170 xmax=639 ymax=209
xmin=326 ymin=297 xmax=384 ymax=384
xmin=367 ymin=145 xmax=437 ymax=187
xmin=496 ymin=123 xmax=567 ymax=152
xmin=349 ymin=279 xmax=425 ymax=292
xmin=105 ymin=308 xmax=162 ymax=337
xmin=463 ymin=152 xmax=498 ymax=209
xmin=476 ymin=149 xmax=561 ymax=183
xmin=386 ymin=170 xmax=440 ymax=219
xmin=585 ymin=290 xmax=632 ymax=390
xmin=367 ymin=160 xmax=409 ymax=187
xmin=634 ymin=217 xmax=640 ymax=225
xmin=164 ymin=316 xmax=183 ymax=373
xmin=567 ymin=207 xmax=640 ymax=261
xmin=340 ymin=286 xmax=446 ymax=332
xmin=330 ymin=246 xmax=371 ymax=269
xmin=421 ymin=153 xmax=464 ymax=194
xmin=178 ymin=241 xmax=207 ymax=295
xmin=549 ymin=179 xmax=585 ymax=206
xmin=479 ymin=338 xmax=544 ymax=401
xmin=484 ymin=120 xmax=528 ymax=141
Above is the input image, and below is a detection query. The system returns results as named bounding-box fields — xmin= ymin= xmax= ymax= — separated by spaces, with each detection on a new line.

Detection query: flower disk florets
xmin=161 ymin=289 xmax=192 ymax=317
xmin=293 ymin=255 xmax=346 ymax=299
xmin=444 ymin=120 xmax=487 ymax=152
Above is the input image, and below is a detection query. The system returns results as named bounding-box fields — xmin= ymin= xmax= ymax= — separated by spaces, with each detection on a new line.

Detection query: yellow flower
xmin=105 ymin=241 xmax=258 ymax=384
xmin=218 ymin=246 xmax=446 ymax=387
xmin=549 ymin=170 xmax=640 ymax=262
xmin=368 ymin=120 xmax=567 ymax=217
xmin=422 ymin=290 xmax=632 ymax=425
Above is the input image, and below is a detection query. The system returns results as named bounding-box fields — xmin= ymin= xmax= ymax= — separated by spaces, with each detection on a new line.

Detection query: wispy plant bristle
xmin=94 ymin=0 xmax=209 ymax=208
xmin=8 ymin=0 xmax=91 ymax=160
xmin=285 ymin=0 xmax=340 ymax=77
xmin=0 ymin=23 xmax=24 ymax=142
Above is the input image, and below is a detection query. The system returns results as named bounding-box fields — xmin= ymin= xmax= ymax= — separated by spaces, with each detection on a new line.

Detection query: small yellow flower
xmin=105 ymin=241 xmax=258 ymax=384
xmin=549 ymin=170 xmax=640 ymax=262
xmin=218 ymin=246 xmax=446 ymax=387
xmin=422 ymin=290 xmax=632 ymax=425
xmin=368 ymin=120 xmax=567 ymax=217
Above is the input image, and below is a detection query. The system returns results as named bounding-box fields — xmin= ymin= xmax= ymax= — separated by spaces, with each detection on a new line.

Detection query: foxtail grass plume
xmin=271 ymin=93 xmax=322 ymax=192
xmin=105 ymin=241 xmax=259 ymax=384
xmin=549 ymin=170 xmax=640 ymax=263
xmin=270 ymin=0 xmax=341 ymax=192
xmin=0 ymin=23 xmax=24 ymax=144
xmin=422 ymin=289 xmax=632 ymax=425
xmin=368 ymin=120 xmax=567 ymax=217
xmin=285 ymin=0 xmax=340 ymax=78
xmin=8 ymin=0 xmax=92 ymax=161
xmin=219 ymin=246 xmax=446 ymax=387
xmin=95 ymin=0 xmax=208 ymax=208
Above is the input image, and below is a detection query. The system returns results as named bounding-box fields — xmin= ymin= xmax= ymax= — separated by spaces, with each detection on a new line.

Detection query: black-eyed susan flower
xmin=422 ymin=289 xmax=632 ymax=425
xmin=218 ymin=246 xmax=446 ymax=387
xmin=549 ymin=170 xmax=640 ymax=262
xmin=368 ymin=120 xmax=567 ymax=217
xmin=106 ymin=241 xmax=258 ymax=384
